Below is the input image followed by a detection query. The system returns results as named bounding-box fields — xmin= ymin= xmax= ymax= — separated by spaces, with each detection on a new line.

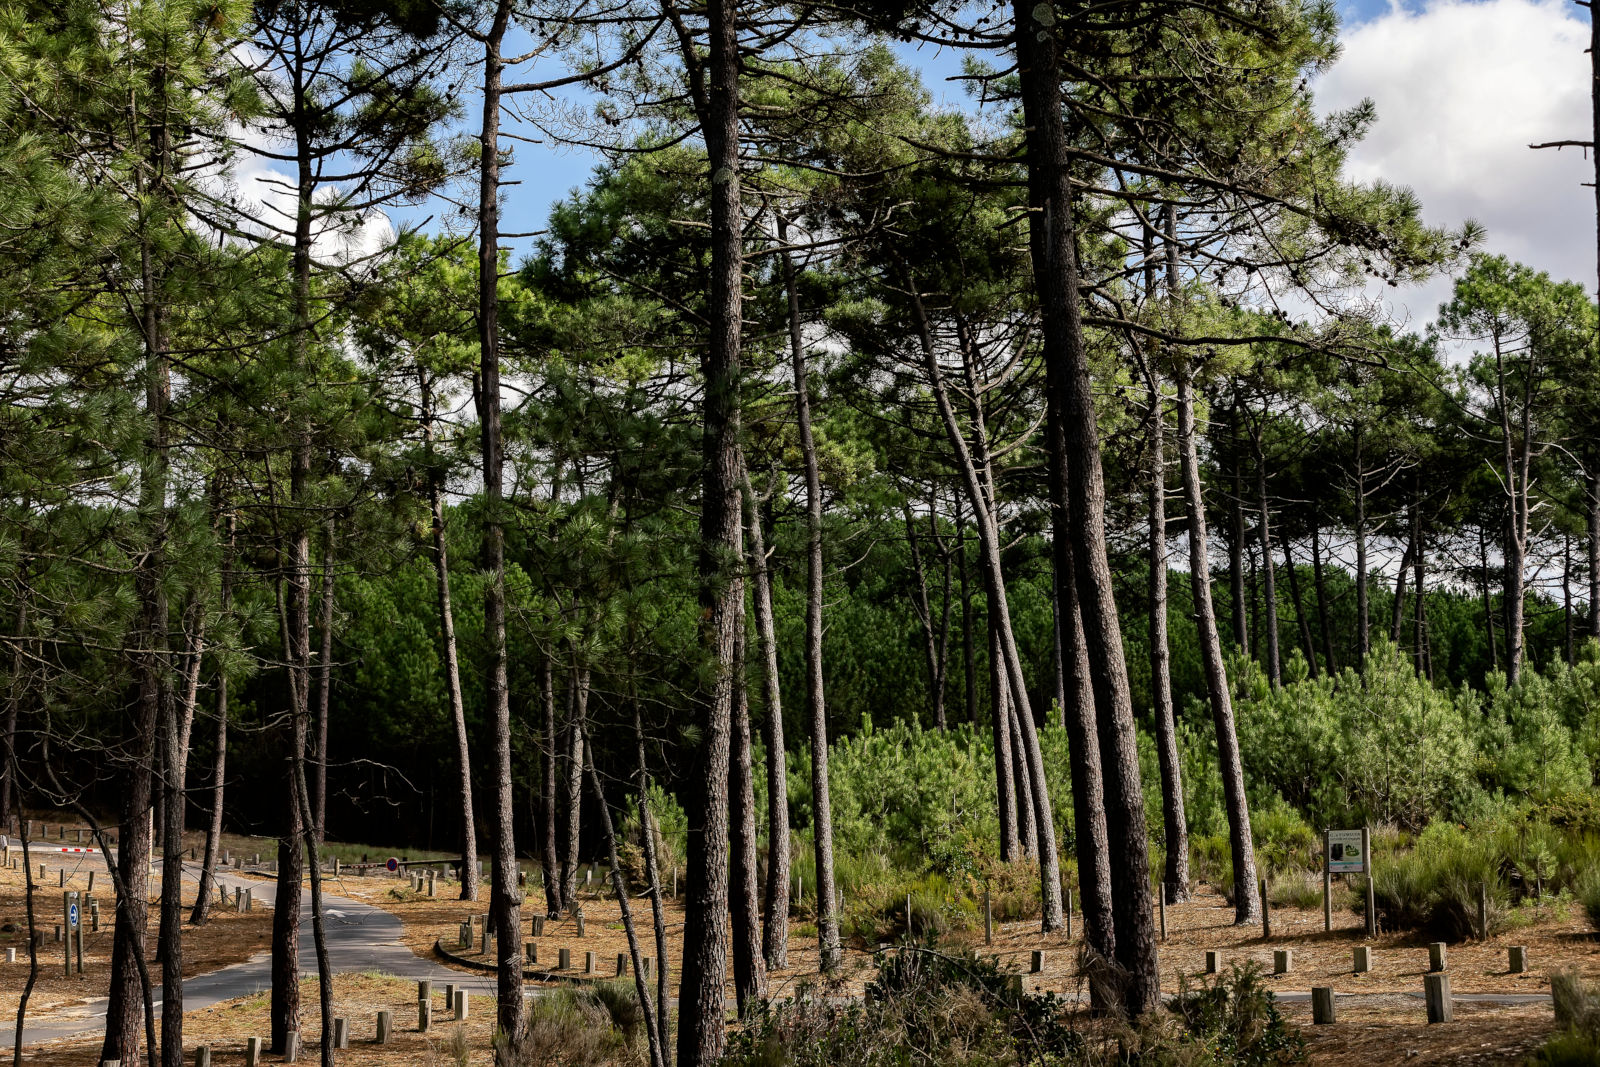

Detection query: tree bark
xmin=988 ymin=602 xmax=1019 ymax=862
xmin=1354 ymin=426 xmax=1370 ymax=667
xmin=1284 ymin=538 xmax=1319 ymax=679
xmin=1254 ymin=428 xmax=1281 ymax=687
xmin=745 ymin=482 xmax=789 ymax=970
xmin=1014 ymin=3 xmax=1157 ymax=1012
xmin=560 ymin=670 xmax=588 ymax=910
xmin=311 ymin=519 xmax=335 ymax=843
xmin=633 ymin=706 xmax=672 ymax=1064
xmin=1481 ymin=523 xmax=1500 ymax=673
xmin=541 ymin=660 xmax=560 ymax=916
xmin=1588 ymin=474 xmax=1600 ymax=639
xmin=727 ymin=593 xmax=767 ymax=1016
xmin=957 ymin=500 xmax=978 ymax=726
xmin=1145 ymin=357 xmax=1189 ymax=903
xmin=1175 ymin=362 xmax=1261 ymax=925
xmin=477 ymin=5 xmax=526 ymax=1048
xmin=905 ymin=501 xmax=948 ymax=730
xmin=676 ymin=0 xmax=745 ymax=1055
xmin=421 ymin=370 xmax=478 ymax=902
xmin=1310 ymin=524 xmax=1337 ymax=676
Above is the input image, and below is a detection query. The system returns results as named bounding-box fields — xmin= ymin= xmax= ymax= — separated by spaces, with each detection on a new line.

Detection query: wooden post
xmin=558 ymin=947 xmax=571 ymax=970
xmin=1363 ymin=827 xmax=1376 ymax=937
xmin=1311 ymin=987 xmax=1336 ymax=1024
xmin=1273 ymin=949 xmax=1292 ymax=975
xmin=585 ymin=950 xmax=596 ymax=975
xmin=376 ymin=1010 xmax=393 ymax=1044
xmin=526 ymin=941 xmax=537 ymax=964
xmin=418 ymin=981 xmax=432 ymax=1032
xmin=1423 ymin=973 xmax=1452 ymax=1023
xmin=1260 ymin=878 xmax=1271 ymax=939
xmin=1205 ymin=950 xmax=1221 ymax=974
xmin=983 ymin=890 xmax=992 ymax=945
xmin=531 ymin=915 xmax=544 ymax=937
xmin=1428 ymin=942 xmax=1447 ymax=972
xmin=616 ymin=952 xmax=628 ymax=976
xmin=332 ymin=1018 xmax=348 ymax=1050
xmin=1478 ymin=881 xmax=1489 ymax=941
xmin=195 ymin=1046 xmax=212 ymax=1067
xmin=1509 ymin=946 xmax=1528 ymax=973
xmin=282 ymin=1032 xmax=299 ymax=1063
xmin=1030 ymin=950 xmax=1045 ymax=974
xmin=1323 ymin=829 xmax=1332 ymax=933
xmin=453 ymin=990 xmax=467 ymax=1020
xmin=1353 ymin=946 xmax=1372 ymax=974
xmin=575 ymin=912 xmax=585 ymax=937
xmin=245 ymin=1037 xmax=261 ymax=1067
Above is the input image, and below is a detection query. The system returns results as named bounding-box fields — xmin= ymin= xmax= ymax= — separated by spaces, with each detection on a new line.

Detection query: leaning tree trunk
xmin=745 ymin=480 xmax=790 ymax=970
xmin=988 ymin=602 xmax=1019 ymax=861
xmin=1175 ymin=362 xmax=1260 ymax=925
xmin=676 ymin=0 xmax=745 ymax=1056
xmin=1015 ymin=4 xmax=1157 ymax=1014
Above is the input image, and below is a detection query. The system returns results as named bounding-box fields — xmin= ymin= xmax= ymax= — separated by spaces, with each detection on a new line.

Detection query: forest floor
xmin=4 ymin=815 xmax=1591 ymax=1063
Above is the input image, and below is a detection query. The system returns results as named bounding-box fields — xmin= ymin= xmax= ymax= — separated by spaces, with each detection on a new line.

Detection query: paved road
xmin=1 ymin=859 xmax=495 ymax=1049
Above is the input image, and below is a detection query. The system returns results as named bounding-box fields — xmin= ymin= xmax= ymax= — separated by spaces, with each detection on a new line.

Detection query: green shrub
xmin=1576 ymin=869 xmax=1600 ymax=934
xmin=512 ymin=986 xmax=638 ymax=1067
xmin=1268 ymin=871 xmax=1324 ymax=911
xmin=1168 ymin=962 xmax=1307 ymax=1066
xmin=1369 ymin=822 xmax=1506 ymax=940
xmin=1529 ymin=971 xmax=1600 ymax=1066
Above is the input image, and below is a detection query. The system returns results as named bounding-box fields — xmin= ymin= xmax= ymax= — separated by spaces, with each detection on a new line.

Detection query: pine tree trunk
xmin=1481 ymin=524 xmax=1500 ymax=672
xmin=1255 ymin=438 xmax=1281 ymax=687
xmin=1175 ymin=363 xmax=1261 ymax=925
xmin=0 ymin=605 xmax=19 ymax=835
xmin=1587 ymin=474 xmax=1600 ymax=639
xmin=677 ymin=0 xmax=745 ymax=1054
xmin=988 ymin=603 xmax=1019 ymax=862
xmin=745 ymin=484 xmax=789 ymax=970
xmin=1229 ymin=435 xmax=1250 ymax=654
xmin=727 ymin=595 xmax=767 ymax=1016
xmin=560 ymin=672 xmax=587 ymax=910
xmin=906 ymin=503 xmax=947 ymax=730
xmin=1014 ymin=4 xmax=1157 ymax=1012
xmin=1284 ymin=539 xmax=1319 ymax=679
xmin=1146 ymin=362 xmax=1189 ymax=903
xmin=477 ymin=7 xmax=526 ymax=1047
xmin=633 ymin=706 xmax=672 ymax=1063
xmin=311 ymin=520 xmax=335 ymax=843
xmin=1310 ymin=524 xmax=1337 ymax=675
xmin=192 ymin=512 xmax=233 ymax=926
xmin=958 ymin=501 xmax=978 ymax=726
xmin=541 ymin=661 xmax=560 ymax=916
xmin=422 ymin=370 xmax=479 ymax=903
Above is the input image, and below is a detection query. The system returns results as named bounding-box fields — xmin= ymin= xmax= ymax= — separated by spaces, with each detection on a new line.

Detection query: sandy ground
xmin=0 ymin=849 xmax=274 ymax=1021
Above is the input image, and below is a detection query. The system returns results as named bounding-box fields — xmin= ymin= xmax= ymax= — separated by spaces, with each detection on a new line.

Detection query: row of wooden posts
xmin=455 ymin=910 xmax=657 ymax=980
xmin=98 ymin=980 xmax=472 ymax=1066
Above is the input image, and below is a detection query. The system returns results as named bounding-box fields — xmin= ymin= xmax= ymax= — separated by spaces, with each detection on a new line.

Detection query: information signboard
xmin=1327 ymin=829 xmax=1367 ymax=874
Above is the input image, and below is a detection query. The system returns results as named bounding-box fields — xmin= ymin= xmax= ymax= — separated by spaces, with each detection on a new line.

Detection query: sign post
xmin=62 ymin=890 xmax=80 ymax=976
xmin=1325 ymin=828 xmax=1368 ymax=933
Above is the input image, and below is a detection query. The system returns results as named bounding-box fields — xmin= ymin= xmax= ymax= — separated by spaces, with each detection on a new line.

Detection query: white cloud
xmin=1316 ymin=0 xmax=1594 ymax=326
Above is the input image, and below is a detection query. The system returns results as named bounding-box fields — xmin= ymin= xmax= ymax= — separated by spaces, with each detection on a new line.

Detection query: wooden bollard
xmin=282 ymin=1031 xmax=299 ymax=1063
xmin=1311 ymin=987 xmax=1336 ymax=1024
xmin=576 ymin=913 xmax=586 ymax=937
xmin=1205 ymin=950 xmax=1222 ymax=974
xmin=1353 ymin=946 xmax=1372 ymax=974
xmin=5 ymin=948 xmax=15 ymax=963
xmin=195 ymin=1046 xmax=212 ymax=1067
xmin=243 ymin=888 xmax=251 ymax=912
xmin=87 ymin=871 xmax=94 ymax=893
xmin=558 ymin=947 xmax=571 ymax=970
xmin=1428 ymin=942 xmax=1447 ymax=973
xmin=1273 ymin=949 xmax=1293 ymax=975
xmin=59 ymin=868 xmax=65 ymax=887
xmin=1030 ymin=950 xmax=1045 ymax=974
xmin=531 ymin=915 xmax=545 ymax=937
xmin=459 ymin=922 xmax=472 ymax=948
xmin=616 ymin=952 xmax=628 ymax=976
xmin=245 ymin=1037 xmax=262 ymax=1067
xmin=376 ymin=1010 xmax=392 ymax=1044
xmin=526 ymin=941 xmax=537 ymax=964
xmin=1509 ymin=946 xmax=1528 ymax=973
xmin=453 ymin=989 xmax=467 ymax=1020
xmin=585 ymin=950 xmax=596 ymax=974
xmin=1260 ymin=878 xmax=1271 ymax=938
xmin=1365 ymin=873 xmax=1377 ymax=937
xmin=332 ymin=1018 xmax=348 ymax=1049
xmin=1424 ymin=972 xmax=1452 ymax=1023
xmin=427 ymin=870 xmax=435 ymax=896
xmin=418 ymin=980 xmax=432 ymax=1032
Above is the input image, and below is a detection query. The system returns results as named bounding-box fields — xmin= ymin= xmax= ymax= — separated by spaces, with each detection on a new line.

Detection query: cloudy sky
xmin=375 ymin=0 xmax=1595 ymax=327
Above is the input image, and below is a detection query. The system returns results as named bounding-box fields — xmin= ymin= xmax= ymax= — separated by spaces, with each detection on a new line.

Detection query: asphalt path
xmin=1 ymin=857 xmax=495 ymax=1050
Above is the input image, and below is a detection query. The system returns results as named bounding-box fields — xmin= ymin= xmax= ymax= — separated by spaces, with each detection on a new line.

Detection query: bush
xmin=1530 ymin=971 xmax=1600 ymax=1066
xmin=1169 ymin=962 xmax=1307 ymax=1067
xmin=512 ymin=986 xmax=643 ymax=1067
xmin=1576 ymin=868 xmax=1600 ymax=934
xmin=1369 ymin=823 xmax=1506 ymax=940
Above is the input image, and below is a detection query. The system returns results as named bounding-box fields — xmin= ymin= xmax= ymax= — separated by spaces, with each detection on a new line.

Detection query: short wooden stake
xmin=453 ymin=990 xmax=467 ymax=1020
xmin=1424 ymin=972 xmax=1452 ymax=1023
xmin=1365 ymin=873 xmax=1376 ymax=937
xmin=558 ymin=947 xmax=571 ymax=970
xmin=1311 ymin=987 xmax=1336 ymax=1024
xmin=418 ymin=981 xmax=432 ymax=1032
xmin=1030 ymin=950 xmax=1045 ymax=974
xmin=194 ymin=1046 xmax=212 ymax=1067
xmin=585 ymin=950 xmax=596 ymax=974
xmin=332 ymin=1018 xmax=348 ymax=1049
xmin=282 ymin=1031 xmax=298 ymax=1063
xmin=1353 ymin=946 xmax=1372 ymax=974
xmin=526 ymin=941 xmax=537 ymax=964
xmin=376 ymin=1010 xmax=392 ymax=1044
xmin=1205 ymin=950 xmax=1221 ymax=974
xmin=245 ymin=1037 xmax=262 ymax=1067
xmin=576 ymin=913 xmax=586 ymax=937
xmin=1428 ymin=942 xmax=1447 ymax=973
xmin=616 ymin=952 xmax=628 ymax=976
xmin=1273 ymin=949 xmax=1293 ymax=975
xmin=1509 ymin=945 xmax=1528 ymax=973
